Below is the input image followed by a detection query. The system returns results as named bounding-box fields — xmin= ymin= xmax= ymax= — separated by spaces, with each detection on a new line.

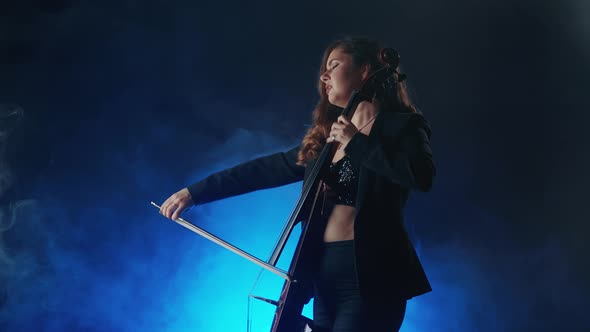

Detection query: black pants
xmin=312 ymin=240 xmax=407 ymax=332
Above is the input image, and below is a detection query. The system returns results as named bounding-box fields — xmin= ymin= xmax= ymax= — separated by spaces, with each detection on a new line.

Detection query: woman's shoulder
xmin=379 ymin=111 xmax=432 ymax=139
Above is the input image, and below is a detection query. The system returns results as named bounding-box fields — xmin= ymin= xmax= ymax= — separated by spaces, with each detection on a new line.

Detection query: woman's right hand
xmin=160 ymin=188 xmax=194 ymax=221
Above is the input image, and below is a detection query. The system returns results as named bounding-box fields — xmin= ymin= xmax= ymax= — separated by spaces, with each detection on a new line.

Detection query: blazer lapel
xmin=355 ymin=111 xmax=418 ymax=210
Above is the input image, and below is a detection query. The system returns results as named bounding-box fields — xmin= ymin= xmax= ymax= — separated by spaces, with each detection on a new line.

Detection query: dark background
xmin=1 ymin=0 xmax=589 ymax=331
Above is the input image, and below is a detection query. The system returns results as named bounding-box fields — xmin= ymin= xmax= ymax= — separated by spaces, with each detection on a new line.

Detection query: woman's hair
xmin=296 ymin=36 xmax=417 ymax=166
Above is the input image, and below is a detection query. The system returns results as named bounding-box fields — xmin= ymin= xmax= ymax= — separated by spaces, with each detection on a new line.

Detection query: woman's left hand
xmin=327 ymin=115 xmax=358 ymax=148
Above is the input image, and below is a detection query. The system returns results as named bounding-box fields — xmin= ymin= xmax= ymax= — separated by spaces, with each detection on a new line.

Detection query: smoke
xmin=0 ymin=96 xmax=304 ymax=331
xmin=1 ymin=0 xmax=589 ymax=331
xmin=403 ymin=235 xmax=586 ymax=332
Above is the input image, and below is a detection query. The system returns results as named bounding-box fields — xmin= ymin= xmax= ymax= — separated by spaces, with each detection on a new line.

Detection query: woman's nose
xmin=320 ymin=71 xmax=329 ymax=83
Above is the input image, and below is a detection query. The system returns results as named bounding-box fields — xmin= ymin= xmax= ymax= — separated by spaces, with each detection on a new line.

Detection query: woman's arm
xmin=187 ymin=145 xmax=305 ymax=205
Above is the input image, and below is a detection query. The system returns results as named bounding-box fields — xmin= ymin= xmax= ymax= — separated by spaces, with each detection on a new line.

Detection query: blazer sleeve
xmin=187 ymin=145 xmax=305 ymax=205
xmin=344 ymin=113 xmax=435 ymax=192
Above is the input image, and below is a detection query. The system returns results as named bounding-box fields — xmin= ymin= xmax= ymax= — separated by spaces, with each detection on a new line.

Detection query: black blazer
xmin=188 ymin=110 xmax=435 ymax=300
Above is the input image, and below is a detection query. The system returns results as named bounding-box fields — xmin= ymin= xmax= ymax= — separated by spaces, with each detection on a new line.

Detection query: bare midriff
xmin=323 ymin=204 xmax=356 ymax=242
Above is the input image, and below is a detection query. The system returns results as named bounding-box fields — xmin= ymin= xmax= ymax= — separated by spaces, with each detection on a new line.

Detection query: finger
xmin=165 ymin=201 xmax=178 ymax=219
xmin=332 ymin=122 xmax=343 ymax=131
xmin=337 ymin=115 xmax=350 ymax=124
xmin=163 ymin=202 xmax=171 ymax=218
xmin=160 ymin=198 xmax=172 ymax=215
xmin=171 ymin=203 xmax=184 ymax=221
xmin=326 ymin=133 xmax=337 ymax=143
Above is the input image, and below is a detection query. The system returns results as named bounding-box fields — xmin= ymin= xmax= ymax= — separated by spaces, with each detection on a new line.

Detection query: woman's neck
xmin=352 ymin=100 xmax=380 ymax=129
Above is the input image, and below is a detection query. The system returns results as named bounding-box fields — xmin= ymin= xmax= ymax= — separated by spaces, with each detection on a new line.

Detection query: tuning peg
xmin=378 ymin=48 xmax=400 ymax=68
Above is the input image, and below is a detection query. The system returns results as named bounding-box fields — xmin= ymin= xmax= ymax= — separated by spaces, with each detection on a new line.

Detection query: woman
xmin=160 ymin=36 xmax=435 ymax=332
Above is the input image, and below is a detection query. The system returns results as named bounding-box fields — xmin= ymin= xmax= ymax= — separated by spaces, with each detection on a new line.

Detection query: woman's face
xmin=320 ymin=48 xmax=367 ymax=108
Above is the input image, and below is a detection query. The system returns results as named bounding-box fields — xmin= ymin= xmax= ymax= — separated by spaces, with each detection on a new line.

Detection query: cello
xmin=152 ymin=47 xmax=403 ymax=332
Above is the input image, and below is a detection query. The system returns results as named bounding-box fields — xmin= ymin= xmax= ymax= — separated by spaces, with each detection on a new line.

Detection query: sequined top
xmin=323 ymin=154 xmax=359 ymax=206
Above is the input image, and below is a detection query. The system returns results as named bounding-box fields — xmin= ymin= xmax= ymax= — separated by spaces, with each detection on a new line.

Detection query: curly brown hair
xmin=296 ymin=36 xmax=417 ymax=166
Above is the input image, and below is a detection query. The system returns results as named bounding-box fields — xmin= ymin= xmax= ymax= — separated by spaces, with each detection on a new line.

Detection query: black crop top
xmin=322 ymin=154 xmax=359 ymax=206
